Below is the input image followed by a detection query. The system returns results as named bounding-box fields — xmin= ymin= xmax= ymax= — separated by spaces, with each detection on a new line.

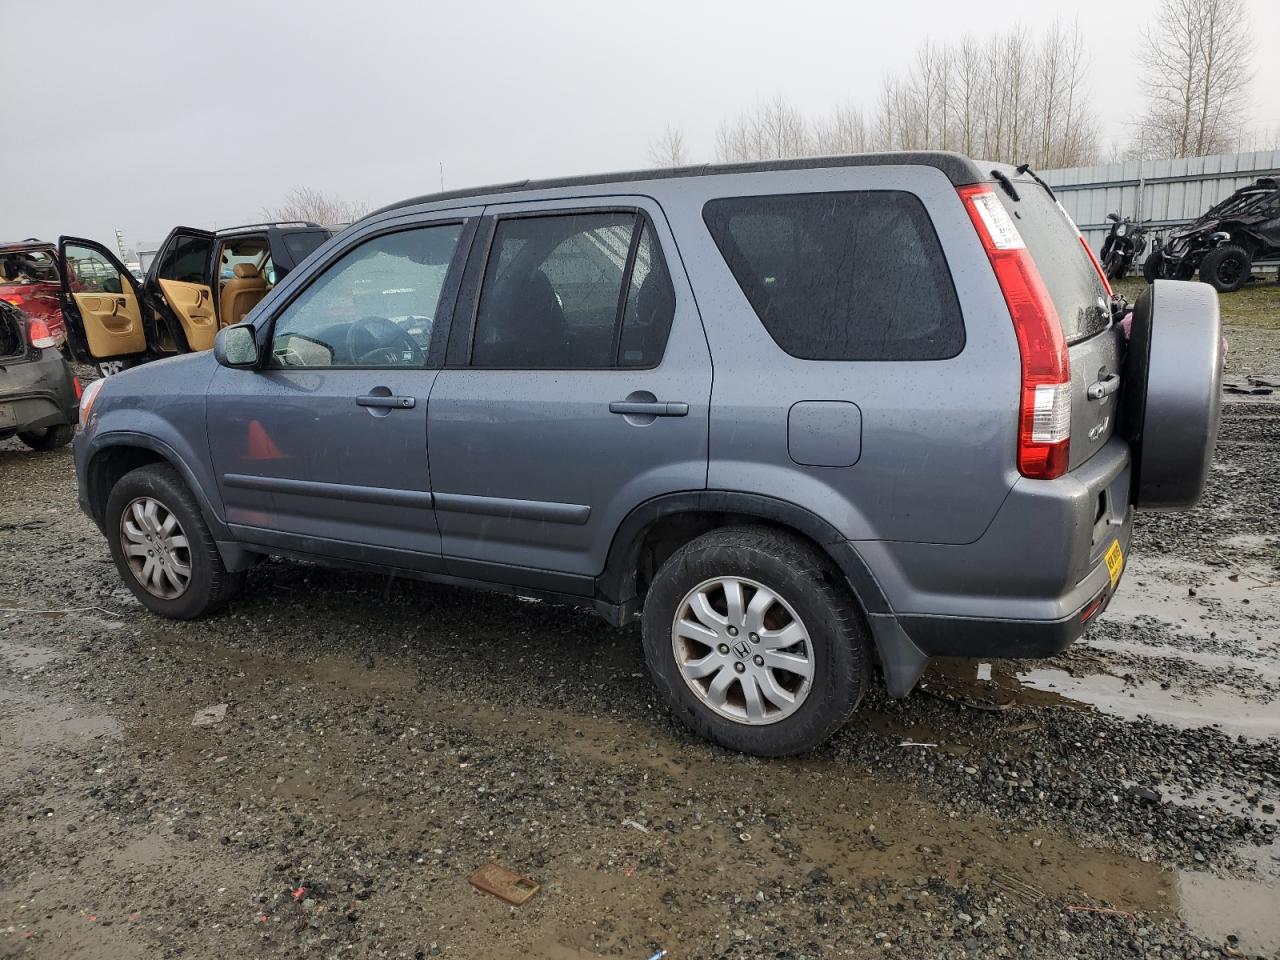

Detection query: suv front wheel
xmin=105 ymin=463 xmax=244 ymax=619
xmin=641 ymin=527 xmax=870 ymax=756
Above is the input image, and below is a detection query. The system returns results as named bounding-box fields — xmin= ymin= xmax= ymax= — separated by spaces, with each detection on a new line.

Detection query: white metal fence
xmin=1040 ymin=149 xmax=1280 ymax=270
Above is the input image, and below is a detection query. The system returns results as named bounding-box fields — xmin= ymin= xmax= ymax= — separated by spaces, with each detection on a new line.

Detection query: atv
xmin=1142 ymin=177 xmax=1280 ymax=292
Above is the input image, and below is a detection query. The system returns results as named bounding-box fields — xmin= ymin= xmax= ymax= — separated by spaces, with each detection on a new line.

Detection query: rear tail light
xmin=958 ymin=185 xmax=1071 ymax=480
xmin=26 ymin=318 xmax=58 ymax=349
xmin=73 ymin=376 xmax=84 ymax=401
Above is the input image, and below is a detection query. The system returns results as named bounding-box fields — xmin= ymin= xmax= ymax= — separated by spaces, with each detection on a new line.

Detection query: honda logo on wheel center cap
xmin=732 ymin=640 xmax=751 ymax=659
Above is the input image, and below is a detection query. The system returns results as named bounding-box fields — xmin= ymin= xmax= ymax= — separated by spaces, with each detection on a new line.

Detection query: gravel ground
xmin=2 ymin=329 xmax=1278 ymax=960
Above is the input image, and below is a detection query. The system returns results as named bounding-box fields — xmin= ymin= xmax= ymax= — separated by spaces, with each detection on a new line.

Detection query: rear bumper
xmin=897 ymin=509 xmax=1130 ymax=659
xmin=859 ymin=435 xmax=1133 ymax=663
xmin=0 ymin=348 xmax=78 ymax=435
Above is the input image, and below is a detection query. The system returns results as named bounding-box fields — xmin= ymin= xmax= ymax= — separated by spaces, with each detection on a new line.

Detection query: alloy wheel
xmin=119 ymin=497 xmax=192 ymax=599
xmin=670 ymin=576 xmax=814 ymax=725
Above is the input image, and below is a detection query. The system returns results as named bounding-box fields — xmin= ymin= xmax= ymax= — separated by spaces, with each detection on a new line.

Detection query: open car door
xmin=147 ymin=226 xmax=218 ymax=352
xmin=57 ymin=236 xmax=150 ymax=366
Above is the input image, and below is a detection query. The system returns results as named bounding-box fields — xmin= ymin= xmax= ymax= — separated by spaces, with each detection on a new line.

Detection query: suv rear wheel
xmin=105 ymin=463 xmax=244 ymax=619
xmin=640 ymin=526 xmax=869 ymax=756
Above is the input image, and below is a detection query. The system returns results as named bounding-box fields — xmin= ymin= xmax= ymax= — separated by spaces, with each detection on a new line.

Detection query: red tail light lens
xmin=26 ymin=318 xmax=58 ymax=350
xmin=73 ymin=376 xmax=84 ymax=401
xmin=958 ymin=185 xmax=1071 ymax=480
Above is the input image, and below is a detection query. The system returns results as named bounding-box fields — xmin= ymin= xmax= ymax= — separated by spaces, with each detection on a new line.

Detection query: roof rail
xmin=365 ymin=152 xmax=986 ymax=220
xmin=218 ymin=221 xmax=322 ymax=233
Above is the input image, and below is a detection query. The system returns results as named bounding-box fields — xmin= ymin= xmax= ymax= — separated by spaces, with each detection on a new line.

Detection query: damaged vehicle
xmin=72 ymin=154 xmax=1222 ymax=756
xmin=55 ymin=222 xmax=332 ymax=375
xmin=0 ymin=299 xmax=79 ymax=450
xmin=1143 ymin=177 xmax=1280 ymax=292
xmin=1 ymin=240 xmax=68 ymax=349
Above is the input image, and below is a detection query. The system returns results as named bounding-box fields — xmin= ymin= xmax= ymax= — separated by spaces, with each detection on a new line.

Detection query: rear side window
xmin=471 ymin=212 xmax=675 ymax=369
xmin=996 ymin=185 xmax=1109 ymax=343
xmin=703 ymin=191 xmax=963 ymax=361
xmin=154 ymin=234 xmax=212 ymax=284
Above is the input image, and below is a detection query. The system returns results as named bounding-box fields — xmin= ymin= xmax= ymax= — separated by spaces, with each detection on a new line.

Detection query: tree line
xmin=651 ymin=1 xmax=1258 ymax=169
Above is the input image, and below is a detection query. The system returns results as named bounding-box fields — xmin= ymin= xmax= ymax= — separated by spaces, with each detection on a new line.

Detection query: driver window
xmin=269 ymin=224 xmax=463 ymax=368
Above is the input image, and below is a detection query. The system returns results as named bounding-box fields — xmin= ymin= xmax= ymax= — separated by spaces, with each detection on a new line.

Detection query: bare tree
xmin=812 ymin=101 xmax=870 ymax=155
xmin=260 ymin=187 xmax=371 ymax=225
xmin=663 ymin=20 xmax=1106 ymax=171
xmin=715 ymin=97 xmax=811 ymax=162
xmin=1134 ymin=0 xmax=1254 ymax=158
xmin=648 ymin=125 xmax=690 ymax=168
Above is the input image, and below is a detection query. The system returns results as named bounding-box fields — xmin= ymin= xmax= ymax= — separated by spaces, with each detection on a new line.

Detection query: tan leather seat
xmin=220 ymin=263 xmax=267 ymax=326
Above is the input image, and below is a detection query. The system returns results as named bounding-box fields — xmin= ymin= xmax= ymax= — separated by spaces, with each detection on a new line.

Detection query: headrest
xmin=233 ymin=263 xmax=259 ymax=279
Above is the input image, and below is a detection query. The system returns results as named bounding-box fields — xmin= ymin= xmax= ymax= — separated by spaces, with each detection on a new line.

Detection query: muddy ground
xmin=2 ymin=331 xmax=1278 ymax=959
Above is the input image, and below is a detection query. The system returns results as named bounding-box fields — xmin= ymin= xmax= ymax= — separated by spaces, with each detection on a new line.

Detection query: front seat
xmin=220 ymin=263 xmax=267 ymax=327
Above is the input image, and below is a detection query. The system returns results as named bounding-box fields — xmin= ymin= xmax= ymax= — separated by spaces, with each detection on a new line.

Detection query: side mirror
xmin=1107 ymin=213 xmax=1120 ymax=222
xmin=214 ymin=324 xmax=260 ymax=368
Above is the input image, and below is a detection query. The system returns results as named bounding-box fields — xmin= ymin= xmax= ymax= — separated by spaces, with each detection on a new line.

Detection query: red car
xmin=0 ymin=240 xmax=68 ymax=348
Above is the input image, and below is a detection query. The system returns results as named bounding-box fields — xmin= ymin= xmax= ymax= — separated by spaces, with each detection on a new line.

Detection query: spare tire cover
xmin=1121 ymin=280 xmax=1223 ymax=510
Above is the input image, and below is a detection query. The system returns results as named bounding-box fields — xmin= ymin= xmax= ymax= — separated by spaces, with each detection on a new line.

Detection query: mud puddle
xmin=1018 ymin=667 xmax=1280 ymax=739
xmin=1105 ymin=556 xmax=1280 ymax=648
xmin=116 ymin=639 xmax=1178 ymax=957
xmin=920 ymin=657 xmax=1280 ymax=739
xmin=1178 ymin=842 xmax=1280 ymax=958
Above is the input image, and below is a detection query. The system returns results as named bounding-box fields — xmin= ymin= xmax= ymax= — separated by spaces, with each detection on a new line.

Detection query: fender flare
xmin=598 ymin=491 xmax=928 ymax=697
xmin=84 ymin=431 xmax=228 ymax=538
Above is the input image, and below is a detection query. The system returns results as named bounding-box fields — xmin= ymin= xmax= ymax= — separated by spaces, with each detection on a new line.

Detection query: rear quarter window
xmin=283 ymin=231 xmax=329 ymax=267
xmin=702 ymin=191 xmax=964 ymax=361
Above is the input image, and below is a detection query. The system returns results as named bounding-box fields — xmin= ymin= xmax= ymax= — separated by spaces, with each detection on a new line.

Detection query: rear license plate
xmin=0 ymin=404 xmax=16 ymax=431
xmin=1104 ymin=540 xmax=1124 ymax=588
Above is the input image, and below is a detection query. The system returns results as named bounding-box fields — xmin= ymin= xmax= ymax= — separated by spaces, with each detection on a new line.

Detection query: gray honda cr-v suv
xmin=71 ymin=153 xmax=1222 ymax=755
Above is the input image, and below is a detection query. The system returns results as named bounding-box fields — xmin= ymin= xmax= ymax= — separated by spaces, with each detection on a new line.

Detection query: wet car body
xmin=70 ymin=153 xmax=1223 ymax=755
xmin=0 ymin=299 xmax=79 ymax=449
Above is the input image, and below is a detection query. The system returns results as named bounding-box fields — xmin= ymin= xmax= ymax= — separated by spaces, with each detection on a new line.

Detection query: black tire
xmin=1101 ymin=250 xmax=1124 ymax=281
xmin=18 ymin=424 xmax=74 ymax=451
xmin=1199 ymin=244 xmax=1252 ymax=293
xmin=640 ymin=526 xmax=870 ymax=756
xmin=1142 ymin=250 xmax=1165 ymax=284
xmin=105 ymin=463 xmax=244 ymax=619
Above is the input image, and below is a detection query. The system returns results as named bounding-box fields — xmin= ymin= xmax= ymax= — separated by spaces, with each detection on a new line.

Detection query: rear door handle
xmin=357 ymin=395 xmax=415 ymax=409
xmin=1087 ymin=374 xmax=1121 ymax=400
xmin=609 ymin=400 xmax=689 ymax=417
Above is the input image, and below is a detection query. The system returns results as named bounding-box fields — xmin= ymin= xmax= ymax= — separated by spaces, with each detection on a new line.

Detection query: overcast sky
xmin=3 ymin=0 xmax=1276 ymax=252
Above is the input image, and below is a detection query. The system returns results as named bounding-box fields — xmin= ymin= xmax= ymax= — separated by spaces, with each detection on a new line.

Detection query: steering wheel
xmin=344 ymin=316 xmax=423 ymax=366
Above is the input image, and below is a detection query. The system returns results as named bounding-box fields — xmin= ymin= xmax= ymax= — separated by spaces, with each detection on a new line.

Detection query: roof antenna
xmin=439 ymin=162 xmax=444 ymax=192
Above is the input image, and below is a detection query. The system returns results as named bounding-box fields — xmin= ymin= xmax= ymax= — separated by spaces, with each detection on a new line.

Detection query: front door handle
xmin=357 ymin=395 xmax=415 ymax=409
xmin=609 ymin=400 xmax=689 ymax=417
xmin=1087 ymin=373 xmax=1121 ymax=400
